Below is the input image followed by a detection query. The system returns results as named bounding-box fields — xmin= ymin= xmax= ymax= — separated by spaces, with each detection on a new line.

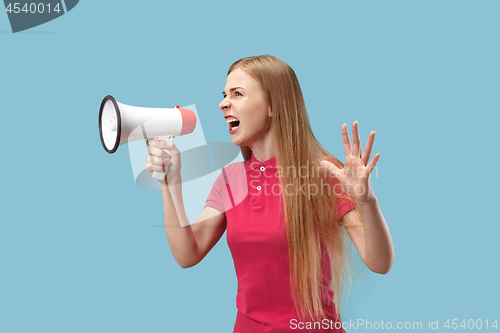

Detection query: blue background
xmin=1 ymin=1 xmax=499 ymax=332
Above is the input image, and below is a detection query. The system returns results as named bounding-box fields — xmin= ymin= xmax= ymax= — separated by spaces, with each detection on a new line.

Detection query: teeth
xmin=226 ymin=117 xmax=239 ymax=123
xmin=231 ymin=125 xmax=239 ymax=130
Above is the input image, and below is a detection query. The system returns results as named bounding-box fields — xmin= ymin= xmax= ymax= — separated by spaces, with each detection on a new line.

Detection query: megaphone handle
xmin=152 ymin=135 xmax=174 ymax=181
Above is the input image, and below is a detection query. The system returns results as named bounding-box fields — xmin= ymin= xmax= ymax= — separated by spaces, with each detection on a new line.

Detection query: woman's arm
xmin=321 ymin=121 xmax=394 ymax=274
xmin=342 ymin=198 xmax=394 ymax=274
xmin=146 ymin=139 xmax=227 ymax=269
xmin=161 ymin=182 xmax=227 ymax=269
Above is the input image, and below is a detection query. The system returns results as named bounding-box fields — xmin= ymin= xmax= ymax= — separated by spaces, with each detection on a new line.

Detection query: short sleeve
xmin=337 ymin=196 xmax=356 ymax=219
xmin=204 ymin=163 xmax=249 ymax=214
xmin=330 ymin=177 xmax=356 ymax=220
xmin=204 ymin=171 xmax=225 ymax=214
xmin=325 ymin=158 xmax=357 ymax=220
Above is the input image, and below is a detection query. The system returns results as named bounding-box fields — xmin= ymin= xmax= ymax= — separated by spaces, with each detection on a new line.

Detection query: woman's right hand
xmin=145 ymin=139 xmax=182 ymax=185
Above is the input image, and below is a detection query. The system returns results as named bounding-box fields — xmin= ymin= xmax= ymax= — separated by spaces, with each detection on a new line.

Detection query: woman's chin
xmin=230 ymin=134 xmax=245 ymax=146
xmin=231 ymin=139 xmax=244 ymax=146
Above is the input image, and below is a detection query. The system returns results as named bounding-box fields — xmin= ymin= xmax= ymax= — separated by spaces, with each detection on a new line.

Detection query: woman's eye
xmin=222 ymin=92 xmax=242 ymax=98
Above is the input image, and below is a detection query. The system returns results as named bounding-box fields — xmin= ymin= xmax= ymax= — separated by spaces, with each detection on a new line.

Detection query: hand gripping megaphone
xmin=98 ymin=95 xmax=197 ymax=181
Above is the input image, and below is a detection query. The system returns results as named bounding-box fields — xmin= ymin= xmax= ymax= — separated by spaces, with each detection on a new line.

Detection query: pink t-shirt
xmin=205 ymin=152 xmax=356 ymax=333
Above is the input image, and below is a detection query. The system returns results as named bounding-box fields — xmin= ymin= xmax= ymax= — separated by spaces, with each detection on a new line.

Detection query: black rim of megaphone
xmin=99 ymin=95 xmax=121 ymax=154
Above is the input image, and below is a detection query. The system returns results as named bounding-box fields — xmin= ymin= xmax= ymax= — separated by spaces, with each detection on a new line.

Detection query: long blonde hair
xmin=227 ymin=55 xmax=361 ymax=321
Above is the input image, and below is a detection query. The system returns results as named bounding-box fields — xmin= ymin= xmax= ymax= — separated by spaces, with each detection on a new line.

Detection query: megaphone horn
xmin=99 ymin=95 xmax=197 ymax=180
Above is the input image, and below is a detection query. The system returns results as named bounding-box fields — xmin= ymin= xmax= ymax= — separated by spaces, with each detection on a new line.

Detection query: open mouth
xmin=226 ymin=117 xmax=240 ymax=131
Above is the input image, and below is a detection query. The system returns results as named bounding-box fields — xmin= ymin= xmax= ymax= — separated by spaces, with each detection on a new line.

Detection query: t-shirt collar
xmin=245 ymin=151 xmax=277 ymax=173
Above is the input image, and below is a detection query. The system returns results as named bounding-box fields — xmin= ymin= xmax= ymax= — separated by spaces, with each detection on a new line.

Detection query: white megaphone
xmin=99 ymin=95 xmax=197 ymax=181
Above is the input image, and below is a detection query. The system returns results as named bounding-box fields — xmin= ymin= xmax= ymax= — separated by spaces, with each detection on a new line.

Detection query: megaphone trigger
xmin=151 ymin=135 xmax=175 ymax=181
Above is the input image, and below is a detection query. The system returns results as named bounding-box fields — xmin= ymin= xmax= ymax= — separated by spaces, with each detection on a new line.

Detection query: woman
xmin=145 ymin=55 xmax=394 ymax=332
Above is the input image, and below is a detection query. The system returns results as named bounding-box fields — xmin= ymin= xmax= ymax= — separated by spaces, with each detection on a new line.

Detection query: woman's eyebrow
xmin=222 ymin=87 xmax=244 ymax=95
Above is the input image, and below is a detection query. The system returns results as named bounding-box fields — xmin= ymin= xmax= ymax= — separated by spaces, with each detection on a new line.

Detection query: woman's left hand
xmin=320 ymin=121 xmax=380 ymax=203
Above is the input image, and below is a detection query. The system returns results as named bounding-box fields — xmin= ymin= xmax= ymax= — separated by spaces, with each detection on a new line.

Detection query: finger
xmin=366 ymin=153 xmax=381 ymax=174
xmin=158 ymin=140 xmax=173 ymax=150
xmin=147 ymin=155 xmax=166 ymax=166
xmin=146 ymin=160 xmax=172 ymax=173
xmin=361 ymin=131 xmax=376 ymax=166
xmin=320 ymin=160 xmax=340 ymax=178
xmin=147 ymin=146 xmax=170 ymax=159
xmin=342 ymin=123 xmax=352 ymax=156
xmin=162 ymin=149 xmax=171 ymax=160
xmin=147 ymin=139 xmax=171 ymax=150
xmin=352 ymin=121 xmax=362 ymax=158
xmin=145 ymin=162 xmax=165 ymax=173
xmin=146 ymin=139 xmax=161 ymax=148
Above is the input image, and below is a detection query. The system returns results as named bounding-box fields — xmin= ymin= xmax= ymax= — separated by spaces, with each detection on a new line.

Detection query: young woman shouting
xmin=146 ymin=55 xmax=394 ymax=332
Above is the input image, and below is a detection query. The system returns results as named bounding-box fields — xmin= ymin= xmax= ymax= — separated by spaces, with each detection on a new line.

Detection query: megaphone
xmin=99 ymin=95 xmax=197 ymax=181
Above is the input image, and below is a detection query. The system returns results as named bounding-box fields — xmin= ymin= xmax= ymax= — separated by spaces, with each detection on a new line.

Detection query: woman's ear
xmin=268 ymin=106 xmax=273 ymax=118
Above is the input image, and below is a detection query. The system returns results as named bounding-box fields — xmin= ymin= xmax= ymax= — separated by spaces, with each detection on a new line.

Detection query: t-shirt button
xmin=257 ymin=185 xmax=262 ymax=191
xmin=260 ymin=166 xmax=265 ymax=171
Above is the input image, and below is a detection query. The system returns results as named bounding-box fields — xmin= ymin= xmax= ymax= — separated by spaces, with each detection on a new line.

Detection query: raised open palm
xmin=320 ymin=121 xmax=380 ymax=203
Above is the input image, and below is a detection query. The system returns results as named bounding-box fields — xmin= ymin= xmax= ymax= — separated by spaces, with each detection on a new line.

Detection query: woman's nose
xmin=219 ymin=98 xmax=230 ymax=110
